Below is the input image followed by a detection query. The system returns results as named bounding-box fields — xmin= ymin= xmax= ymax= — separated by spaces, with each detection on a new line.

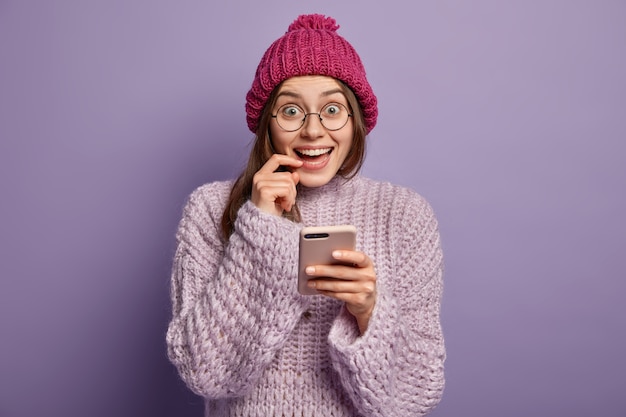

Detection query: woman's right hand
xmin=251 ymin=154 xmax=303 ymax=217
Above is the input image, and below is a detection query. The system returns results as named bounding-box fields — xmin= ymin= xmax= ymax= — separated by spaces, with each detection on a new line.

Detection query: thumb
xmin=291 ymin=171 xmax=300 ymax=186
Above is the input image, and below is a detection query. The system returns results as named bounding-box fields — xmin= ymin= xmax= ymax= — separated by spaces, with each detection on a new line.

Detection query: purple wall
xmin=1 ymin=1 xmax=624 ymax=416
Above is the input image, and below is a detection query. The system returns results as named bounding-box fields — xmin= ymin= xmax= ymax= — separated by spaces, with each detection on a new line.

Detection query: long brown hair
xmin=220 ymin=79 xmax=368 ymax=239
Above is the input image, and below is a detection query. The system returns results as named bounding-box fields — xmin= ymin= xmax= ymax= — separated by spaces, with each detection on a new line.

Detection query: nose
xmin=300 ymin=113 xmax=324 ymax=139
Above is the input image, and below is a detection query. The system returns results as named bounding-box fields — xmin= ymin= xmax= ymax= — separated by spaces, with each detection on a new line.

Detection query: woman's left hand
xmin=305 ymin=250 xmax=376 ymax=335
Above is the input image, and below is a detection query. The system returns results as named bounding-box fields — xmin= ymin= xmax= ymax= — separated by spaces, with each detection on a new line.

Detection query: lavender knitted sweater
xmin=166 ymin=175 xmax=445 ymax=416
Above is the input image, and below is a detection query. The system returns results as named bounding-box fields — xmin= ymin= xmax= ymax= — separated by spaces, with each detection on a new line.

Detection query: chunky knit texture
xmin=245 ymin=14 xmax=378 ymax=134
xmin=166 ymin=175 xmax=445 ymax=416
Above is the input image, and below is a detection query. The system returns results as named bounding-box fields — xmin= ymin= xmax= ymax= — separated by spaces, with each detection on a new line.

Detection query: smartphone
xmin=298 ymin=225 xmax=357 ymax=295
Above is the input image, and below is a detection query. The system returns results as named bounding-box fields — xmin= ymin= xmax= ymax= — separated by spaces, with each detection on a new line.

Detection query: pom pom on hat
xmin=245 ymin=14 xmax=378 ymax=134
xmin=287 ymin=14 xmax=339 ymax=31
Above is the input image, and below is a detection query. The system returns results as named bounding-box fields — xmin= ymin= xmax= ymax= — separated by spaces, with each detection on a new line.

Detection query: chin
xmin=298 ymin=173 xmax=335 ymax=188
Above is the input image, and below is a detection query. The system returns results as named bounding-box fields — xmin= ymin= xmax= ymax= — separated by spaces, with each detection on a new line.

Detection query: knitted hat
xmin=245 ymin=14 xmax=378 ymax=134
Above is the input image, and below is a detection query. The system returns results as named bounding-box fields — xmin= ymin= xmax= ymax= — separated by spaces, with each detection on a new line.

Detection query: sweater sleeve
xmin=166 ymin=186 xmax=309 ymax=398
xmin=327 ymin=191 xmax=445 ymax=416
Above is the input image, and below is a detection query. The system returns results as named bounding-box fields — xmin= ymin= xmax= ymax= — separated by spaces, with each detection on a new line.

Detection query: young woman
xmin=166 ymin=14 xmax=445 ymax=417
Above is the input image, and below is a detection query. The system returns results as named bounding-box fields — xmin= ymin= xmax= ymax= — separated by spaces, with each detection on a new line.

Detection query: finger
xmin=331 ymin=250 xmax=370 ymax=268
xmin=254 ymin=173 xmax=299 ymax=189
xmin=308 ymin=278 xmax=373 ymax=294
xmin=254 ymin=171 xmax=298 ymax=188
xmin=291 ymin=170 xmax=300 ymax=187
xmin=254 ymin=180 xmax=297 ymax=210
xmin=306 ymin=264 xmax=361 ymax=280
xmin=278 ymin=191 xmax=296 ymax=212
xmin=258 ymin=154 xmax=303 ymax=175
xmin=252 ymin=175 xmax=298 ymax=214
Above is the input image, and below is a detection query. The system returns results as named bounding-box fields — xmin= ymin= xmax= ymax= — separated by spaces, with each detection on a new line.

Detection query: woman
xmin=166 ymin=14 xmax=445 ymax=416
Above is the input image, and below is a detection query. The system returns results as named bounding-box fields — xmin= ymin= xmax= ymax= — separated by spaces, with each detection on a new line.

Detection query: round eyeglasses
xmin=271 ymin=102 xmax=353 ymax=132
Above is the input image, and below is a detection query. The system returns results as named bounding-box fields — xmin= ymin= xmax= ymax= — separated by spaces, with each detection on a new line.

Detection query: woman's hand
xmin=305 ymin=250 xmax=377 ymax=335
xmin=251 ymin=154 xmax=303 ymax=216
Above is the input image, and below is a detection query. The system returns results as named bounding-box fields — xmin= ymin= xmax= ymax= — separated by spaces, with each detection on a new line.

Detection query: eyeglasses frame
xmin=271 ymin=102 xmax=353 ymax=132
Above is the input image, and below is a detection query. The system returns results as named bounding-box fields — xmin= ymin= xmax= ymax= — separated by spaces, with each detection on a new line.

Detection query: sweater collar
xmin=296 ymin=175 xmax=359 ymax=200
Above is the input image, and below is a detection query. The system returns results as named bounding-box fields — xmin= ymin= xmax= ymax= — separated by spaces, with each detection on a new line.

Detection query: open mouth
xmin=295 ymin=147 xmax=333 ymax=162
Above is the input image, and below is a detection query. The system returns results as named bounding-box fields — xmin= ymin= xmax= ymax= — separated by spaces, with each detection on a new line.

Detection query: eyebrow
xmin=276 ymin=88 xmax=345 ymax=100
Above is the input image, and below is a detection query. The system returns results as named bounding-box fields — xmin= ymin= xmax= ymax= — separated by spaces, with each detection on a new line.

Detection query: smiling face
xmin=269 ymin=76 xmax=354 ymax=188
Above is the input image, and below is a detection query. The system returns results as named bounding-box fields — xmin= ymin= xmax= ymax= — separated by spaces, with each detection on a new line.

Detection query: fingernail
xmin=305 ymin=266 xmax=315 ymax=275
xmin=307 ymin=280 xmax=316 ymax=288
xmin=332 ymin=250 xmax=342 ymax=258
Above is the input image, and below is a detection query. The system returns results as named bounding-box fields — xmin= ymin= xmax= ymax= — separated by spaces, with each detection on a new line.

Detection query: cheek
xmin=339 ymin=122 xmax=355 ymax=149
xmin=268 ymin=125 xmax=286 ymax=153
xmin=338 ymin=134 xmax=354 ymax=156
xmin=335 ymin=134 xmax=356 ymax=169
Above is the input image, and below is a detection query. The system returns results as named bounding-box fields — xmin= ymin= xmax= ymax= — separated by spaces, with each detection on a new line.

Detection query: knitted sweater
xmin=166 ymin=175 xmax=445 ymax=417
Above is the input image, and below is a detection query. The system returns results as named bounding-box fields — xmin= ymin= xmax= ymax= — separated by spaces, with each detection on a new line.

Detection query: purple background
xmin=1 ymin=1 xmax=625 ymax=416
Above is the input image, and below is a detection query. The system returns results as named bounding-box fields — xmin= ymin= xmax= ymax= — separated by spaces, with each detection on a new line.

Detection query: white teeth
xmin=298 ymin=148 xmax=331 ymax=156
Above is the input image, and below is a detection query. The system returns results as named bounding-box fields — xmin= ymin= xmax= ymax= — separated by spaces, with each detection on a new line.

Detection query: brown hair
xmin=220 ymin=80 xmax=367 ymax=239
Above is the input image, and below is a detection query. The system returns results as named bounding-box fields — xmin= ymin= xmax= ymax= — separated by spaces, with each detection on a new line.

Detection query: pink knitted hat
xmin=245 ymin=14 xmax=378 ymax=134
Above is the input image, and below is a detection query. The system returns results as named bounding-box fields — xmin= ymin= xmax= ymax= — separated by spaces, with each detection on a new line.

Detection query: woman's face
xmin=269 ymin=75 xmax=354 ymax=188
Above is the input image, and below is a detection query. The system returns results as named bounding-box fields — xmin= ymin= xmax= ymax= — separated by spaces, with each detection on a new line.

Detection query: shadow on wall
xmin=164 ymin=127 xmax=249 ymax=416
xmin=131 ymin=121 xmax=248 ymax=416
xmin=146 ymin=300 xmax=205 ymax=417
